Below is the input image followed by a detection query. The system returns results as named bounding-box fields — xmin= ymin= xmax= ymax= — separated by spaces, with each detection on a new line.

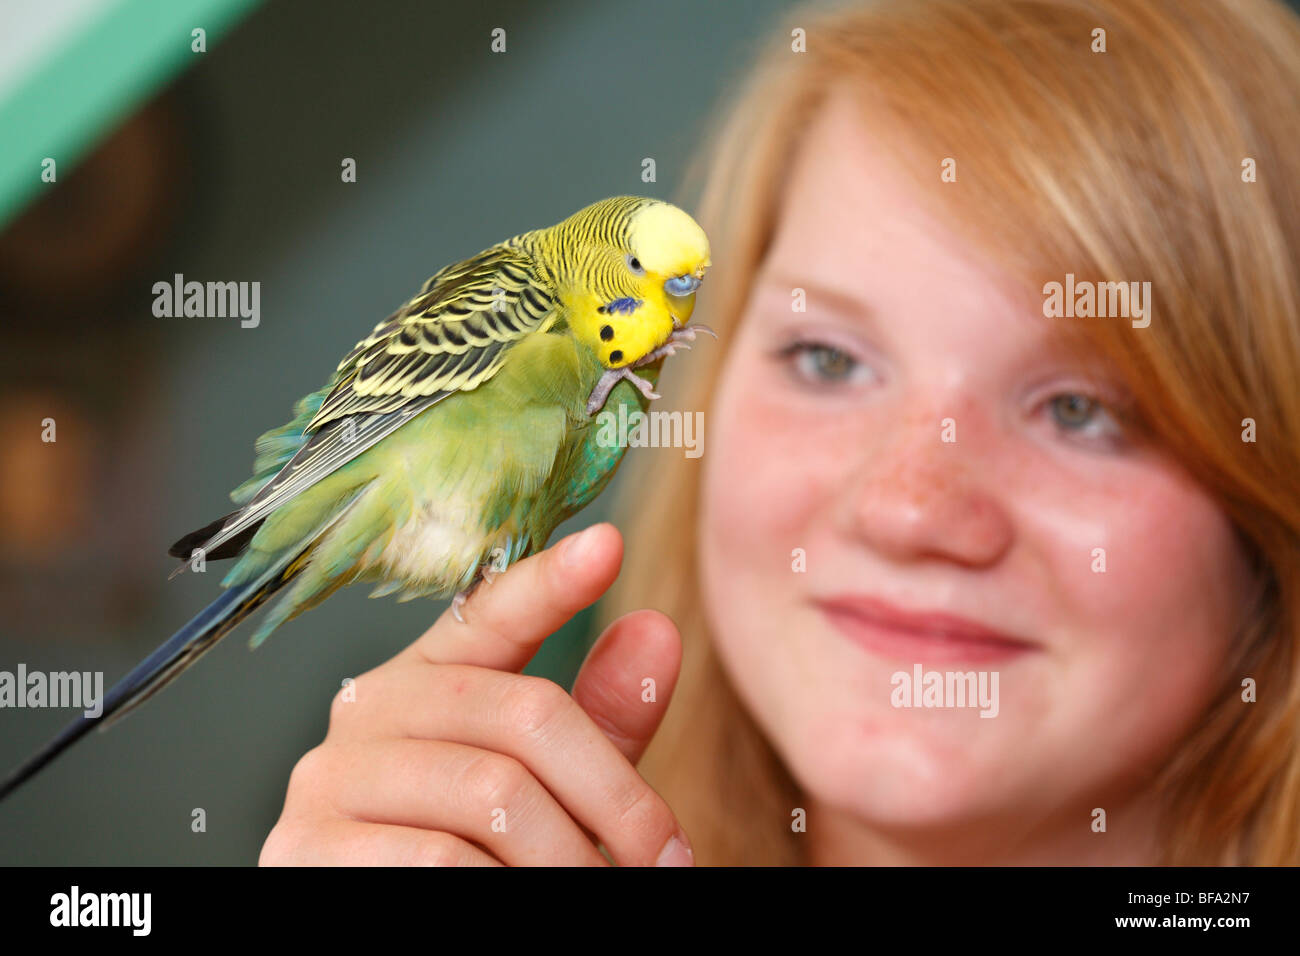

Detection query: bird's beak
xmin=664 ymin=274 xmax=702 ymax=296
xmin=665 ymin=272 xmax=703 ymax=324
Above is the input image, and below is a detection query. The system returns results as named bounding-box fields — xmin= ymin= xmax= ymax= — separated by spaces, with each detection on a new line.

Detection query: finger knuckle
xmin=461 ymin=751 xmax=529 ymax=810
xmin=258 ymin=821 xmax=302 ymax=866
xmin=411 ymin=831 xmax=471 ymax=867
xmin=506 ymin=677 xmax=570 ymax=740
xmin=287 ymin=745 xmax=330 ymax=794
xmin=613 ymin=784 xmax=675 ymax=847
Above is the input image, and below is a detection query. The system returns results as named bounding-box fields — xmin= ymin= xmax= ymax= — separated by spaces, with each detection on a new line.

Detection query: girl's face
xmin=699 ymin=91 xmax=1254 ymax=848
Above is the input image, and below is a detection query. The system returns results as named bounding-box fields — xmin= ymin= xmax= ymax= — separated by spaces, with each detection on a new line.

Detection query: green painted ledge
xmin=0 ymin=0 xmax=263 ymax=231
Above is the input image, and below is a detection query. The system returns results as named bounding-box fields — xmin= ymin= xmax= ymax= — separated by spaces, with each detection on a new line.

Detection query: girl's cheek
xmin=1017 ymin=455 xmax=1248 ymax=644
xmin=706 ymin=353 xmax=845 ymax=547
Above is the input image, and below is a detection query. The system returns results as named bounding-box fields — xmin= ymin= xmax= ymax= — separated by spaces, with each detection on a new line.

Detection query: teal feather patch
xmin=229 ymin=387 xmax=332 ymax=506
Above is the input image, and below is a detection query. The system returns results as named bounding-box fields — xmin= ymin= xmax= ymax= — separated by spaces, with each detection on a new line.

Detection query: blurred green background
xmin=0 ymin=0 xmax=793 ymax=864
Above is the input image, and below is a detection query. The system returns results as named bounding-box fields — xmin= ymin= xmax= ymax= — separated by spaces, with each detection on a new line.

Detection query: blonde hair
xmin=602 ymin=0 xmax=1300 ymax=864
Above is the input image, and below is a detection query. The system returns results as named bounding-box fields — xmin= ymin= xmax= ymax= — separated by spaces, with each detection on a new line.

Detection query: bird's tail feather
xmin=0 ymin=497 xmax=359 ymax=803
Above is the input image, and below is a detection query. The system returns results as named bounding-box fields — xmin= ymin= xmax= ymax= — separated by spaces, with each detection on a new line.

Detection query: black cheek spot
xmin=596 ymin=305 xmax=606 ymax=314
xmin=600 ymin=324 xmax=614 ymax=341
xmin=609 ymin=349 xmax=624 ymax=364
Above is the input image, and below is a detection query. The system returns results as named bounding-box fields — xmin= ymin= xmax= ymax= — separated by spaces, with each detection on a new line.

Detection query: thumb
xmin=570 ymin=609 xmax=683 ymax=766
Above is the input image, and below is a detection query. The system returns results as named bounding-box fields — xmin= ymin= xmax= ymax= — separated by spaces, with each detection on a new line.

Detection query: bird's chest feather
xmin=368 ymin=332 xmax=601 ymax=589
xmin=377 ymin=478 xmax=503 ymax=586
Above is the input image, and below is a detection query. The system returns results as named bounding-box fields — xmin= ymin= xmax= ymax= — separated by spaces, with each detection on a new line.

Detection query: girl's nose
xmin=840 ymin=408 xmax=1014 ymax=568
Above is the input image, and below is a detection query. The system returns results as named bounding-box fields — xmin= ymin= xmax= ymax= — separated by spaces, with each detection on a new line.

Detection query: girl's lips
xmin=815 ymin=595 xmax=1038 ymax=664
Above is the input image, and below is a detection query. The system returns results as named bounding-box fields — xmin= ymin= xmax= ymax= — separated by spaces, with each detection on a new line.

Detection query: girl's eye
xmin=779 ymin=341 xmax=872 ymax=386
xmin=1046 ymin=392 xmax=1123 ymax=445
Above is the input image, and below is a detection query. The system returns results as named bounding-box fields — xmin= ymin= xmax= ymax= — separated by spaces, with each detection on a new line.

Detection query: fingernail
xmin=656 ymin=833 xmax=694 ymax=867
xmin=562 ymin=525 xmax=601 ymax=569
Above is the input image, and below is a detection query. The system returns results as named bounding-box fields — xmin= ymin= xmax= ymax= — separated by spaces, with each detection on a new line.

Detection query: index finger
xmin=399 ymin=522 xmax=623 ymax=673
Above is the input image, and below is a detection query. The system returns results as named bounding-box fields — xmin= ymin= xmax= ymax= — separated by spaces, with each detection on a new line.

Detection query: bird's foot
xmin=586 ymin=366 xmax=661 ymax=416
xmin=584 ymin=325 xmax=717 ymax=416
xmin=481 ymin=547 xmax=508 ymax=584
xmin=632 ymin=324 xmax=716 ymax=368
xmin=451 ymin=550 xmax=509 ymax=622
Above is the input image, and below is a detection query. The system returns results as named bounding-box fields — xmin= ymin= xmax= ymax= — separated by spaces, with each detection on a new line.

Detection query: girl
xmin=261 ymin=0 xmax=1300 ymax=865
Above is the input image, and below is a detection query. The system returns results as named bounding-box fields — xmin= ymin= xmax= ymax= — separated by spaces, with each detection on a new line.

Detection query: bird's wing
xmin=189 ymin=242 xmax=558 ymax=561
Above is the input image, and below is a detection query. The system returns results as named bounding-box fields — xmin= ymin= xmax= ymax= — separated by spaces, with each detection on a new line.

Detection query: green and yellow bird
xmin=0 ymin=196 xmax=711 ymax=799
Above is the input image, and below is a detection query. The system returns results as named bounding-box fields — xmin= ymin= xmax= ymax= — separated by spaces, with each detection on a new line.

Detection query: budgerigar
xmin=0 ymin=196 xmax=711 ymax=799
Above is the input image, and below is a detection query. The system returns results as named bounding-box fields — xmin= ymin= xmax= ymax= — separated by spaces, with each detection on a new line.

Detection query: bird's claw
xmin=482 ymin=547 xmax=506 ymax=584
xmin=626 ymin=371 xmax=662 ymax=401
xmin=643 ymin=342 xmax=690 ymax=362
xmin=585 ymin=324 xmax=716 ymax=416
xmin=632 ymin=324 xmax=716 ymax=368
xmin=586 ymin=366 xmax=660 ymax=416
xmin=452 ymin=550 xmax=508 ymax=621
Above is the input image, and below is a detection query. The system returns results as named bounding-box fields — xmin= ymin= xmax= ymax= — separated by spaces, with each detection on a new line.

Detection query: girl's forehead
xmin=770 ymin=94 xmax=976 ymax=267
xmin=767 ymin=123 xmax=1018 ymax=304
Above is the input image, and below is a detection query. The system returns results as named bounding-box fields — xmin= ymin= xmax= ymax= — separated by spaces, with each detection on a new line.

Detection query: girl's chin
xmin=784 ymin=713 xmax=1032 ymax=821
xmin=803 ymin=768 xmax=1016 ymax=831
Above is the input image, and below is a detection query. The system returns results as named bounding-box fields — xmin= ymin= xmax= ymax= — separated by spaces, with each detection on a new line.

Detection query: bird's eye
xmin=626 ymin=255 xmax=645 ymax=276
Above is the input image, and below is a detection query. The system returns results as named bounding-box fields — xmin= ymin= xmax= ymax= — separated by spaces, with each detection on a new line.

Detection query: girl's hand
xmin=258 ymin=523 xmax=692 ymax=866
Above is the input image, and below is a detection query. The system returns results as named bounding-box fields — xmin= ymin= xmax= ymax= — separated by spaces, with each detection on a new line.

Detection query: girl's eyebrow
xmin=757 ymin=271 xmax=877 ymax=326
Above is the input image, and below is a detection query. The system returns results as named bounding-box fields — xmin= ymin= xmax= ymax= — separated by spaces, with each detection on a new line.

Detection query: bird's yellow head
xmin=554 ymin=197 xmax=711 ymax=369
